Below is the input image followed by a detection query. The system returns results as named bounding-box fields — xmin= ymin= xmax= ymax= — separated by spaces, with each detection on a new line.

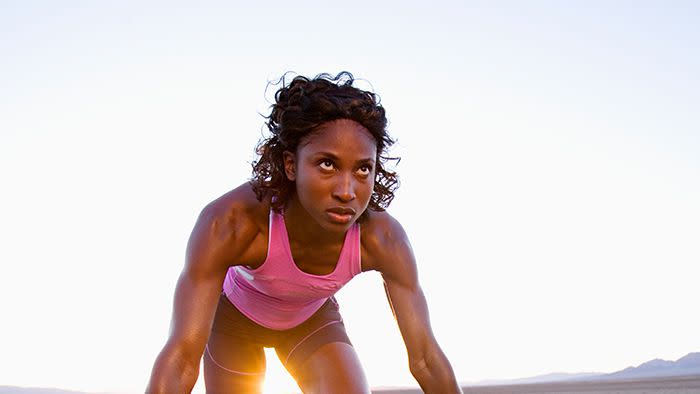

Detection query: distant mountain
xmin=600 ymin=352 xmax=700 ymax=380
xmin=461 ymin=352 xmax=700 ymax=389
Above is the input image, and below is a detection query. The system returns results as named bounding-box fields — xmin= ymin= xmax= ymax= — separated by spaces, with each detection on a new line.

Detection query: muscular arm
xmin=368 ymin=215 xmax=462 ymax=394
xmin=147 ymin=198 xmax=258 ymax=393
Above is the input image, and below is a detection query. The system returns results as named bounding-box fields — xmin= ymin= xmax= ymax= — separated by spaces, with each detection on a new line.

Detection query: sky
xmin=1 ymin=1 xmax=699 ymax=393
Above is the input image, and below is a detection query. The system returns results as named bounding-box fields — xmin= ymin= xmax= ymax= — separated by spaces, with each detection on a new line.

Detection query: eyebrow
xmin=314 ymin=152 xmax=375 ymax=165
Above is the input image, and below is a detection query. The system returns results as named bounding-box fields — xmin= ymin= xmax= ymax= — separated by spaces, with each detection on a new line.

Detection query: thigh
xmin=203 ymin=330 xmax=266 ymax=393
xmin=273 ymin=298 xmax=369 ymax=393
xmin=292 ymin=342 xmax=370 ymax=394
xmin=274 ymin=297 xmax=351 ymax=372
xmin=203 ymin=294 xmax=271 ymax=393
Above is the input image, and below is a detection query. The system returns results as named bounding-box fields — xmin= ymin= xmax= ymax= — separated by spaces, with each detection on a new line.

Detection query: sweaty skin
xmin=147 ymin=119 xmax=462 ymax=393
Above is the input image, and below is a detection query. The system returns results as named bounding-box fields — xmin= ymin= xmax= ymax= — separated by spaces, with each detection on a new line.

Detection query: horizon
xmin=2 ymin=350 xmax=699 ymax=393
xmin=2 ymin=1 xmax=699 ymax=393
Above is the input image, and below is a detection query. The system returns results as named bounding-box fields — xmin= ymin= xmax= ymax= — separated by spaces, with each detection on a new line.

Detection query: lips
xmin=327 ymin=206 xmax=356 ymax=215
xmin=325 ymin=206 xmax=356 ymax=224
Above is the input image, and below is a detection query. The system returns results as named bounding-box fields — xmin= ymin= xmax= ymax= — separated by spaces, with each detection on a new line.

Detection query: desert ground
xmin=374 ymin=375 xmax=700 ymax=394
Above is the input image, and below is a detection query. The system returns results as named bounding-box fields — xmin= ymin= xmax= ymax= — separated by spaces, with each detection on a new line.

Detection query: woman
xmin=147 ymin=72 xmax=462 ymax=393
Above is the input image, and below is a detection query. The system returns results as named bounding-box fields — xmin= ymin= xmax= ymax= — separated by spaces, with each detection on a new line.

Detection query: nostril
xmin=333 ymin=190 xmax=356 ymax=202
xmin=333 ymin=176 xmax=356 ymax=201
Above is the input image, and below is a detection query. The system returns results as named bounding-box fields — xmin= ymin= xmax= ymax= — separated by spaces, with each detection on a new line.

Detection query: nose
xmin=332 ymin=173 xmax=356 ymax=202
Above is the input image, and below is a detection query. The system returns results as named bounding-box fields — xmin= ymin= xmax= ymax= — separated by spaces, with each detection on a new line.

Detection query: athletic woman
xmin=147 ymin=72 xmax=462 ymax=393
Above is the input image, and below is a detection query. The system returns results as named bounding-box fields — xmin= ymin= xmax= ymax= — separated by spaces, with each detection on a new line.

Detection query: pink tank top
xmin=222 ymin=209 xmax=362 ymax=330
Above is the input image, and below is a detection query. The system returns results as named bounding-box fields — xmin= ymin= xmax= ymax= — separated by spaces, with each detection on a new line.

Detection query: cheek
xmin=359 ymin=179 xmax=375 ymax=200
xmin=296 ymin=168 xmax=327 ymax=194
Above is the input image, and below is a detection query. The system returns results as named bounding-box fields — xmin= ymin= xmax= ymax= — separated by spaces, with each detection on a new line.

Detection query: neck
xmin=283 ymin=194 xmax=345 ymax=247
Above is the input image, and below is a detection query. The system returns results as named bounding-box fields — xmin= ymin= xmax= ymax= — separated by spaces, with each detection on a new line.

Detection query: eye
xmin=319 ymin=159 xmax=334 ymax=171
xmin=356 ymin=165 xmax=373 ymax=177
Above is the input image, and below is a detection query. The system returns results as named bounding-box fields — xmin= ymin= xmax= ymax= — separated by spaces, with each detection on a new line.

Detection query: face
xmin=283 ymin=119 xmax=377 ymax=233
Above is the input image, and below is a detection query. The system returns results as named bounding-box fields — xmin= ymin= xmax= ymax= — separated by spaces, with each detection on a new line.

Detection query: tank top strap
xmin=331 ymin=221 xmax=361 ymax=277
xmin=343 ymin=221 xmax=362 ymax=276
xmin=264 ymin=209 xmax=289 ymax=266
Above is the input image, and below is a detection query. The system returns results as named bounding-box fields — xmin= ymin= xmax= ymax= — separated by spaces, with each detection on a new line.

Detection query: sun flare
xmin=262 ymin=348 xmax=301 ymax=394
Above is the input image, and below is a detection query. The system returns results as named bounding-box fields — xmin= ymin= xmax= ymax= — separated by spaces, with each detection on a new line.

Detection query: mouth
xmin=325 ymin=207 xmax=356 ymax=224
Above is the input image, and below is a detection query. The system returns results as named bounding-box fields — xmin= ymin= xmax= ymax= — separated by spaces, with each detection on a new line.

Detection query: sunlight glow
xmin=262 ymin=349 xmax=300 ymax=394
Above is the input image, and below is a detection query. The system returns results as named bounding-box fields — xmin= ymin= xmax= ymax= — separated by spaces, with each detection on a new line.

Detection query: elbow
xmin=147 ymin=342 xmax=201 ymax=393
xmin=408 ymin=351 xmax=462 ymax=394
xmin=409 ymin=356 xmax=430 ymax=380
xmin=408 ymin=341 xmax=434 ymax=379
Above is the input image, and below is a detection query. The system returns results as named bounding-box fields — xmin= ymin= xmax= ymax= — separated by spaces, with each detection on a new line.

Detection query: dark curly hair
xmin=250 ymin=71 xmax=399 ymax=216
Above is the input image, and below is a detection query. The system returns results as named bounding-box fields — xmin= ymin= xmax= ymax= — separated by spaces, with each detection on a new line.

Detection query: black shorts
xmin=203 ymin=293 xmax=352 ymax=387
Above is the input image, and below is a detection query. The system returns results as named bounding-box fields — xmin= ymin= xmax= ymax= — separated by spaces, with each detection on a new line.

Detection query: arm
xmin=147 ymin=201 xmax=257 ymax=393
xmin=371 ymin=216 xmax=462 ymax=394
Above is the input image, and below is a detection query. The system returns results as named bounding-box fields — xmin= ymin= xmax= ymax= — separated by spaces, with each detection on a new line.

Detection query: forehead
xmin=299 ymin=119 xmax=377 ymax=158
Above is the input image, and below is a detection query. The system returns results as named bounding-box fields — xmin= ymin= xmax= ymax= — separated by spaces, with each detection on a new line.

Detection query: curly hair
xmin=250 ymin=71 xmax=399 ymax=215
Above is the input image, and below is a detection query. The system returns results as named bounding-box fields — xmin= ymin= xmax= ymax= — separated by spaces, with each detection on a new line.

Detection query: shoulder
xmin=188 ymin=183 xmax=270 ymax=268
xmin=360 ymin=209 xmax=413 ymax=273
xmin=200 ymin=182 xmax=269 ymax=233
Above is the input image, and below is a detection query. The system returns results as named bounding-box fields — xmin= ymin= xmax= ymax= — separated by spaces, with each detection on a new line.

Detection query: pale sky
xmin=1 ymin=1 xmax=699 ymax=393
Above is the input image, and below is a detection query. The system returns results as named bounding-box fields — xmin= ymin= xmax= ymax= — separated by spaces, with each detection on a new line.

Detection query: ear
xmin=282 ymin=151 xmax=297 ymax=181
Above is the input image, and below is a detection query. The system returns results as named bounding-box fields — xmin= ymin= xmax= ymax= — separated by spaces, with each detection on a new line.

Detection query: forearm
xmin=146 ymin=347 xmax=200 ymax=394
xmin=410 ymin=350 xmax=463 ymax=394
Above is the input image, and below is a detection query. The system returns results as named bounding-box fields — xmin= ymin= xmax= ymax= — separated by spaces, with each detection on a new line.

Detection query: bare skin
xmin=147 ymin=119 xmax=462 ymax=393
